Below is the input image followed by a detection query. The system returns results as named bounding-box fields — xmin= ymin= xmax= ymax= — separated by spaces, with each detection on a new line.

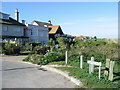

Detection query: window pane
xmin=2 ymin=26 xmax=8 ymax=31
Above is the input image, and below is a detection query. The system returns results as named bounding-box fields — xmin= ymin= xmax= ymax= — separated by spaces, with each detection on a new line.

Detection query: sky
xmin=1 ymin=2 xmax=118 ymax=38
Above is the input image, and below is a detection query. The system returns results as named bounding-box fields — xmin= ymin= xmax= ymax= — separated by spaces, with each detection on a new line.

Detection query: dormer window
xmin=0 ymin=12 xmax=9 ymax=19
xmin=3 ymin=15 xmax=9 ymax=19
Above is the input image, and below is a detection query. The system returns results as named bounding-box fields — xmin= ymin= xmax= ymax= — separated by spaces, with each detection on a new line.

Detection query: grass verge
xmin=56 ymin=66 xmax=119 ymax=88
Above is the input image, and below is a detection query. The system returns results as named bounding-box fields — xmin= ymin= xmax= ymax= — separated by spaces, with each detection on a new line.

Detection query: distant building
xmin=62 ymin=34 xmax=75 ymax=40
xmin=0 ymin=9 xmax=28 ymax=45
xmin=74 ymin=35 xmax=93 ymax=41
xmin=48 ymin=25 xmax=64 ymax=40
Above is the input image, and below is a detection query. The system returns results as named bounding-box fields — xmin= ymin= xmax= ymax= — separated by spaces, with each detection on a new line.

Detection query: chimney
xmin=15 ymin=8 xmax=19 ymax=21
xmin=48 ymin=20 xmax=51 ymax=24
xmin=22 ymin=20 xmax=25 ymax=24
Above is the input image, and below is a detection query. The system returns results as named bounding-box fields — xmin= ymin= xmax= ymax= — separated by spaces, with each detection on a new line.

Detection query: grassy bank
xmin=56 ymin=67 xmax=119 ymax=88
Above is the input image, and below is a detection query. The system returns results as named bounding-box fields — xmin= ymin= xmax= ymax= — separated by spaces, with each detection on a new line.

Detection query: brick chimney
xmin=15 ymin=8 xmax=19 ymax=21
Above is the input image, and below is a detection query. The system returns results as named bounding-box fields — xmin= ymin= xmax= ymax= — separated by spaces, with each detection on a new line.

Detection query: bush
xmin=0 ymin=50 xmax=6 ymax=54
xmin=25 ymin=42 xmax=42 ymax=47
xmin=4 ymin=42 xmax=21 ymax=55
xmin=23 ymin=52 xmax=65 ymax=65
xmin=25 ymin=44 xmax=32 ymax=51
xmin=23 ymin=55 xmax=31 ymax=62
xmin=33 ymin=45 xmax=50 ymax=55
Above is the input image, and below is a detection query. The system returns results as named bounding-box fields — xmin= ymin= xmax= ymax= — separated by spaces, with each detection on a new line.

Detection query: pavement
xmin=1 ymin=56 xmax=77 ymax=88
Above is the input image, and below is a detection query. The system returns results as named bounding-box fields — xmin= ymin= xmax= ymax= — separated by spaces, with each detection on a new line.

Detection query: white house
xmin=25 ymin=23 xmax=49 ymax=45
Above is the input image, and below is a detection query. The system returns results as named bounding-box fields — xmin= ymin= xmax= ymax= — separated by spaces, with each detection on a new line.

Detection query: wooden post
xmin=104 ymin=59 xmax=110 ymax=76
xmin=65 ymin=51 xmax=68 ymax=64
xmin=108 ymin=61 xmax=115 ymax=81
xmin=80 ymin=55 xmax=83 ymax=69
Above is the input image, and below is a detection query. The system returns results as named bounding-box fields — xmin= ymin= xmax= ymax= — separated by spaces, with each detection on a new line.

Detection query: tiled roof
xmin=0 ymin=17 xmax=25 ymax=26
xmin=74 ymin=36 xmax=87 ymax=40
xmin=49 ymin=26 xmax=60 ymax=34
xmin=32 ymin=20 xmax=52 ymax=26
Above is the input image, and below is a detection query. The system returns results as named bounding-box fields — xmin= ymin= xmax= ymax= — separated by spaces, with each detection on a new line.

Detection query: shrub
xmin=25 ymin=44 xmax=32 ymax=51
xmin=25 ymin=42 xmax=42 ymax=51
xmin=56 ymin=37 xmax=74 ymax=50
xmin=33 ymin=45 xmax=50 ymax=55
xmin=23 ymin=52 xmax=65 ymax=65
xmin=25 ymin=42 xmax=42 ymax=47
xmin=4 ymin=42 xmax=21 ymax=55
xmin=23 ymin=55 xmax=31 ymax=62
xmin=0 ymin=50 xmax=6 ymax=54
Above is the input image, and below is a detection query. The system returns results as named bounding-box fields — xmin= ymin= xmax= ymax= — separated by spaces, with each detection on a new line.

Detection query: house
xmin=0 ymin=9 xmax=29 ymax=45
xmin=25 ymin=23 xmax=49 ymax=45
xmin=32 ymin=20 xmax=52 ymax=27
xmin=31 ymin=20 xmax=64 ymax=40
xmin=48 ymin=25 xmax=64 ymax=40
xmin=74 ymin=35 xmax=93 ymax=41
xmin=62 ymin=34 xmax=76 ymax=40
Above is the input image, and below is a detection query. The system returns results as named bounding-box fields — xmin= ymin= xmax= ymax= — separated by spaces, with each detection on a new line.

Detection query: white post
xmin=87 ymin=59 xmax=102 ymax=79
xmin=80 ymin=55 xmax=83 ymax=69
xmin=91 ymin=56 xmax=94 ymax=73
xmin=99 ymin=66 xmax=101 ymax=79
xmin=65 ymin=51 xmax=68 ymax=64
xmin=89 ymin=65 xmax=91 ymax=74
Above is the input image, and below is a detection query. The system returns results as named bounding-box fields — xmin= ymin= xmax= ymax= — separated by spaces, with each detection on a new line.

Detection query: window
xmin=31 ymin=29 xmax=37 ymax=36
xmin=2 ymin=26 xmax=8 ymax=31
xmin=31 ymin=30 xmax=33 ymax=35
xmin=46 ymin=33 xmax=48 ymax=38
xmin=14 ymin=27 xmax=21 ymax=32
xmin=0 ymin=39 xmax=2 ymax=42
xmin=40 ymin=32 xmax=44 ymax=37
xmin=55 ymin=34 xmax=60 ymax=37
xmin=3 ymin=15 xmax=9 ymax=19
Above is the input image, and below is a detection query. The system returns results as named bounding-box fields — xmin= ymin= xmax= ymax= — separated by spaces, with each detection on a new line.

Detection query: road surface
xmin=1 ymin=56 xmax=76 ymax=88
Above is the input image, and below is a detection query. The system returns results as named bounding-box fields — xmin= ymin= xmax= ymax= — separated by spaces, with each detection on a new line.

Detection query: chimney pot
xmin=48 ymin=20 xmax=51 ymax=24
xmin=22 ymin=20 xmax=25 ymax=24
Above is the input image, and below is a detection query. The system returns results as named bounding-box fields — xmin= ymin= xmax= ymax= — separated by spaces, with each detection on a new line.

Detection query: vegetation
xmin=4 ymin=41 xmax=21 ymax=55
xmin=0 ymin=50 xmax=6 ymax=54
xmin=23 ymin=37 xmax=119 ymax=88
xmin=56 ymin=67 xmax=119 ymax=88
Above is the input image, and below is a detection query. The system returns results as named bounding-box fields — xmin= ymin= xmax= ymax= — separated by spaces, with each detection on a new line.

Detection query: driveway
xmin=1 ymin=56 xmax=76 ymax=88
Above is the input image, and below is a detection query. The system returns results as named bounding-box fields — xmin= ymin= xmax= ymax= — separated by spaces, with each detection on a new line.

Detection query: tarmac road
xmin=1 ymin=56 xmax=76 ymax=88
